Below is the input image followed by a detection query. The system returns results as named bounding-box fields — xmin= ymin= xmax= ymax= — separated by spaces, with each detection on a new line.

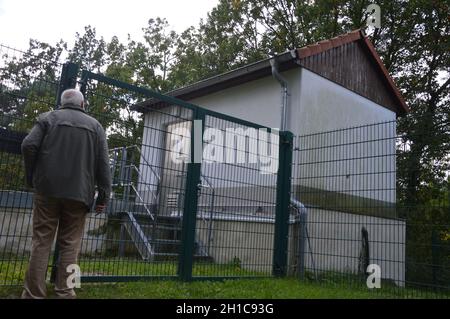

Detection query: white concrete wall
xmin=195 ymin=209 xmax=406 ymax=285
xmin=140 ymin=67 xmax=398 ymax=203
xmin=189 ymin=70 xmax=295 ymax=129
xmin=288 ymin=208 xmax=406 ymax=286
xmin=292 ymin=119 xmax=397 ymax=203
xmin=291 ymin=68 xmax=397 ymax=203
xmin=292 ymin=68 xmax=396 ymax=135
xmin=138 ymin=105 xmax=192 ymax=204
xmin=196 ymin=215 xmax=275 ymax=274
xmin=176 ymin=67 xmax=396 ymax=203
xmin=188 ymin=68 xmax=396 ymax=135
xmin=0 ymin=208 xmax=111 ymax=257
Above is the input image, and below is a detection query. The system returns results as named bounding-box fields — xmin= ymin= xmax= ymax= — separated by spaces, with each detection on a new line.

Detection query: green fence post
xmin=273 ymin=130 xmax=293 ymax=277
xmin=49 ymin=62 xmax=79 ymax=283
xmin=55 ymin=62 xmax=80 ymax=108
xmin=178 ymin=109 xmax=204 ymax=281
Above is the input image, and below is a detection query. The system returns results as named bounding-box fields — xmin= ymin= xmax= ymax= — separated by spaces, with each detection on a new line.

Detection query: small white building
xmin=133 ymin=30 xmax=408 ymax=285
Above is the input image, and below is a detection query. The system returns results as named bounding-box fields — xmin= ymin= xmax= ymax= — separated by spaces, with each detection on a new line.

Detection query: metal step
xmin=120 ymin=215 xmax=212 ymax=260
xmin=108 ymin=200 xmax=157 ymax=217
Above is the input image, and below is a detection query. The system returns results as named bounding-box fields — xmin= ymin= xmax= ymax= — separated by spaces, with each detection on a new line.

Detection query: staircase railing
xmin=110 ymin=145 xmax=162 ymax=203
xmin=109 ymin=145 xmax=217 ymax=260
xmin=109 ymin=145 xmax=163 ymax=219
xmin=109 ymin=146 xmax=160 ymax=258
xmin=122 ymin=211 xmax=154 ymax=261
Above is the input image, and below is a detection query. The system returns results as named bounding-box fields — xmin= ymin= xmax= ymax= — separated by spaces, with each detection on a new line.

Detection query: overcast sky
xmin=0 ymin=0 xmax=219 ymax=50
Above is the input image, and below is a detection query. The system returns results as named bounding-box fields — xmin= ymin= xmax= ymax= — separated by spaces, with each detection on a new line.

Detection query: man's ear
xmin=81 ymin=101 xmax=85 ymax=109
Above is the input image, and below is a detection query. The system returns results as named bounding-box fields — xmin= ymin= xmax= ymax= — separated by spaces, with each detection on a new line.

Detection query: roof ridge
xmin=297 ymin=29 xmax=363 ymax=59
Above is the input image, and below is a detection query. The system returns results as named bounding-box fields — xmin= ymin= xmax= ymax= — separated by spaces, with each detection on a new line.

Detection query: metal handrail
xmin=109 ymin=147 xmax=158 ymax=222
xmin=109 ymin=146 xmax=162 ymax=204
xmin=110 ymin=145 xmax=217 ymax=256
xmin=109 ymin=145 xmax=161 ymax=183
xmin=129 ymin=145 xmax=162 ymax=182
xmin=124 ymin=164 xmax=159 ymax=203
xmin=130 ymin=184 xmax=155 ymax=221
xmin=110 ymin=180 xmax=155 ymax=221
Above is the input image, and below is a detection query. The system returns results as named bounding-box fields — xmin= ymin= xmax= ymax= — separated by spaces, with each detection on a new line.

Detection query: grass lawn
xmin=0 ymin=258 xmax=266 ymax=285
xmin=0 ymin=277 xmax=411 ymax=299
xmin=1 ymin=258 xmax=448 ymax=299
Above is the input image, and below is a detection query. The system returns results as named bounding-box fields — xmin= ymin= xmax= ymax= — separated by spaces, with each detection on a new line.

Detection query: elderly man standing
xmin=21 ymin=89 xmax=111 ymax=299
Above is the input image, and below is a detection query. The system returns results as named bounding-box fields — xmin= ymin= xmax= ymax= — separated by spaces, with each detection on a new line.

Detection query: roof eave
xmin=360 ymin=35 xmax=409 ymax=114
xmin=133 ymin=50 xmax=298 ymax=112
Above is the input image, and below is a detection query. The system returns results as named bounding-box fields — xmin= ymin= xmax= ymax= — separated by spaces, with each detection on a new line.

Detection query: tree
xmin=68 ymin=25 xmax=106 ymax=73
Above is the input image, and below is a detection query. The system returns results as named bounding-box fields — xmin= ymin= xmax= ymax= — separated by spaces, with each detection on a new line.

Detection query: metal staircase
xmin=109 ymin=145 xmax=214 ymax=262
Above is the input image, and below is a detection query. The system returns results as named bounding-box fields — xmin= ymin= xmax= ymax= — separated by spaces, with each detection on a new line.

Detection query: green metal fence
xmin=76 ymin=69 xmax=292 ymax=282
xmin=0 ymin=46 xmax=294 ymax=285
xmin=0 ymin=44 xmax=62 ymax=286
xmin=1 ymin=44 xmax=449 ymax=298
xmin=288 ymin=121 xmax=450 ymax=298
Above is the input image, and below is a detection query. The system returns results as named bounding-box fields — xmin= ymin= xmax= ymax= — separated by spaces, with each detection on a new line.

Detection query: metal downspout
xmin=290 ymin=197 xmax=308 ymax=280
xmin=270 ymin=57 xmax=290 ymax=131
xmin=272 ymin=51 xmax=309 ymax=279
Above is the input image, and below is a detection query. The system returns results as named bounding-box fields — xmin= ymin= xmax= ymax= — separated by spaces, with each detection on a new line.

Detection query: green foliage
xmin=0 ymin=155 xmax=25 ymax=191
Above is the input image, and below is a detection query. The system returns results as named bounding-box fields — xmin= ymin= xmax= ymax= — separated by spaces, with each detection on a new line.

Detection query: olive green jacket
xmin=21 ymin=104 xmax=111 ymax=209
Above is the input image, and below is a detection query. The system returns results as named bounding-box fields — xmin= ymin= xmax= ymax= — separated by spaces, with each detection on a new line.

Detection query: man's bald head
xmin=61 ymin=89 xmax=84 ymax=108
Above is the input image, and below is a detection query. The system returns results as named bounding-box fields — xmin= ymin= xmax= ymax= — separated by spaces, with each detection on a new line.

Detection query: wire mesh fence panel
xmin=79 ymin=75 xmax=194 ymax=281
xmin=2 ymin=43 xmax=447 ymax=298
xmin=0 ymin=49 xmax=289 ymax=285
xmin=0 ymin=44 xmax=62 ymax=286
xmin=192 ymin=114 xmax=279 ymax=278
xmin=0 ymin=44 xmax=62 ymax=121
xmin=289 ymin=120 xmax=450 ymax=298
xmin=77 ymin=70 xmax=291 ymax=281
xmin=0 ymin=114 xmax=34 ymax=286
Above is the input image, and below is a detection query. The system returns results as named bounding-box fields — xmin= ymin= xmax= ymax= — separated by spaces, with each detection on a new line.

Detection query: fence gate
xmin=0 ymin=50 xmax=294 ymax=285
xmin=0 ymin=42 xmax=297 ymax=285
xmin=73 ymin=67 xmax=294 ymax=282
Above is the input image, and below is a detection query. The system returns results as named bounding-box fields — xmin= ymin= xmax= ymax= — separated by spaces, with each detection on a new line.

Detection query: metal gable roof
xmin=135 ymin=29 xmax=408 ymax=115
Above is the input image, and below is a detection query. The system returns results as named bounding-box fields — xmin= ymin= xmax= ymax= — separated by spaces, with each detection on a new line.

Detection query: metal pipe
xmin=207 ymin=188 xmax=215 ymax=255
xmin=198 ymin=175 xmax=215 ymax=256
xmin=290 ymin=197 xmax=307 ymax=215
xmin=270 ymin=57 xmax=290 ymax=131
xmin=290 ymin=197 xmax=308 ymax=280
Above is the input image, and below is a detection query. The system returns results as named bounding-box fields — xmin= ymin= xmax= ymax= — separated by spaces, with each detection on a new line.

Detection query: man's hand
xmin=95 ymin=204 xmax=106 ymax=215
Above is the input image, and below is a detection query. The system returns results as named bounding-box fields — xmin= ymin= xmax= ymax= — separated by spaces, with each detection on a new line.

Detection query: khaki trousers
xmin=22 ymin=193 xmax=87 ymax=299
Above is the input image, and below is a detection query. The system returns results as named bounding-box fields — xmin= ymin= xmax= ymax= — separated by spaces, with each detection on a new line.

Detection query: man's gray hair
xmin=61 ymin=89 xmax=84 ymax=107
